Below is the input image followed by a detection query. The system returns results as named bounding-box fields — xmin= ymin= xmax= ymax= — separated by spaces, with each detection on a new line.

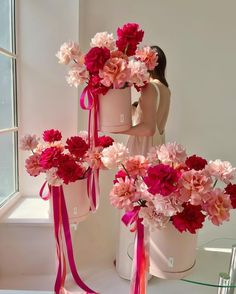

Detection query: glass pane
xmin=0 ymin=131 xmax=16 ymax=204
xmin=0 ymin=54 xmax=14 ymax=129
xmin=0 ymin=0 xmax=12 ymax=51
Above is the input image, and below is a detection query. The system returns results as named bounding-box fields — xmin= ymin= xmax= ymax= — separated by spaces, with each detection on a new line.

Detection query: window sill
xmin=0 ymin=196 xmax=53 ymax=226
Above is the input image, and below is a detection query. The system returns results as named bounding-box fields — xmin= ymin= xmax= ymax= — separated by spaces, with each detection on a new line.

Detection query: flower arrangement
xmin=20 ymin=129 xmax=114 ymax=186
xmin=56 ymin=23 xmax=158 ymax=93
xmin=20 ymin=129 xmax=115 ymax=294
xmin=102 ymin=141 xmax=236 ymax=234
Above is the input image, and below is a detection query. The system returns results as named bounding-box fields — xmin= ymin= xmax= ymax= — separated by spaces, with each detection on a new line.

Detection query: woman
xmin=115 ymin=45 xmax=171 ymax=279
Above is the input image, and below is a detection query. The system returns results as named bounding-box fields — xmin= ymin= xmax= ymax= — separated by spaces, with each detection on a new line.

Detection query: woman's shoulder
xmin=151 ymin=79 xmax=171 ymax=93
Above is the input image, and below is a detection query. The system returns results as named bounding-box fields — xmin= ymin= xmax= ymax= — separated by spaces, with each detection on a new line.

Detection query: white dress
xmin=115 ymin=82 xmax=165 ymax=279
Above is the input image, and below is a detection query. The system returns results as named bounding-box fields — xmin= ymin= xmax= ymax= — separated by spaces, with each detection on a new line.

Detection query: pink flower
xmin=25 ymin=153 xmax=44 ymax=176
xmin=225 ymin=183 xmax=236 ymax=209
xmin=109 ymin=177 xmax=138 ymax=210
xmin=77 ymin=131 xmax=89 ymax=144
xmin=135 ymin=46 xmax=158 ymax=70
xmin=152 ymin=193 xmax=184 ymax=217
xmin=65 ymin=136 xmax=89 ymax=159
xmin=88 ymin=74 xmax=110 ymax=96
xmin=56 ymin=42 xmax=82 ymax=65
xmin=57 ymin=155 xmax=85 ymax=184
xmin=97 ymin=135 xmax=114 ymax=148
xmin=46 ymin=167 xmax=63 ymax=186
xmin=127 ymin=60 xmax=149 ymax=87
xmin=113 ymin=169 xmax=127 ymax=184
xmin=206 ymin=160 xmax=236 ymax=184
xmin=139 ymin=201 xmax=170 ymax=230
xmin=179 ymin=170 xmax=213 ymax=205
xmin=85 ymin=146 xmax=105 ymax=169
xmin=90 ymin=32 xmax=116 ymax=51
xmin=39 ymin=147 xmax=62 ymax=169
xmin=116 ymin=23 xmax=144 ymax=56
xmin=124 ymin=155 xmax=149 ymax=177
xmin=185 ymin=154 xmax=208 ymax=171
xmin=154 ymin=142 xmax=187 ymax=165
xmin=66 ymin=64 xmax=89 ymax=87
xmin=43 ymin=129 xmax=62 ymax=143
xmin=172 ymin=203 xmax=206 ymax=234
xmin=144 ymin=164 xmax=181 ymax=196
xmin=84 ymin=47 xmax=110 ymax=73
xmin=101 ymin=142 xmax=129 ymax=169
xmin=202 ymin=188 xmax=232 ymax=226
xmin=20 ymin=134 xmax=39 ymax=151
xmin=99 ymin=57 xmax=131 ymax=89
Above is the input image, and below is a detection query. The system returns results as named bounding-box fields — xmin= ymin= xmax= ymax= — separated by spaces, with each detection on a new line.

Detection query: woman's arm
xmin=118 ymin=83 xmax=157 ymax=136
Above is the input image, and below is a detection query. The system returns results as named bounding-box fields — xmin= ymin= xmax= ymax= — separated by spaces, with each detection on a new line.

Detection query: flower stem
xmin=121 ymin=163 xmax=131 ymax=179
xmin=213 ymin=179 xmax=218 ymax=188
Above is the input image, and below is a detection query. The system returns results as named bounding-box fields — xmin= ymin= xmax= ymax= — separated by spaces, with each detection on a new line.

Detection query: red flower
xmin=144 ymin=164 xmax=180 ymax=196
xmin=88 ymin=75 xmax=110 ymax=96
xmin=116 ymin=23 xmax=144 ymax=56
xmin=185 ymin=155 xmax=208 ymax=171
xmin=225 ymin=183 xmax=236 ymax=209
xmin=97 ymin=135 xmax=114 ymax=148
xmin=43 ymin=129 xmax=62 ymax=142
xmin=39 ymin=147 xmax=62 ymax=169
xmin=57 ymin=155 xmax=85 ymax=184
xmin=113 ymin=169 xmax=127 ymax=184
xmin=65 ymin=136 xmax=89 ymax=159
xmin=84 ymin=47 xmax=110 ymax=73
xmin=172 ymin=203 xmax=206 ymax=234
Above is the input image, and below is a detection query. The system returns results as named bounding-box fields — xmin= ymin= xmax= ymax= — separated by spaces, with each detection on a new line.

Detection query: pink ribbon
xmin=80 ymin=86 xmax=100 ymax=212
xmin=40 ymin=183 xmax=97 ymax=294
xmin=122 ymin=208 xmax=147 ymax=294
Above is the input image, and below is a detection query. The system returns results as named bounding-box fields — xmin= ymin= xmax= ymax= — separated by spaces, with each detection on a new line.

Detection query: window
xmin=0 ymin=0 xmax=18 ymax=206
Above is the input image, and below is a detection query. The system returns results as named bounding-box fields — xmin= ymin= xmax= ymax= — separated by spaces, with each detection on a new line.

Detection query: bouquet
xmin=20 ymin=129 xmax=114 ymax=294
xmin=103 ymin=141 xmax=236 ymax=234
xmin=56 ymin=22 xmax=158 ymax=93
xmin=20 ymin=129 xmax=114 ymax=185
xmin=101 ymin=141 xmax=236 ymax=293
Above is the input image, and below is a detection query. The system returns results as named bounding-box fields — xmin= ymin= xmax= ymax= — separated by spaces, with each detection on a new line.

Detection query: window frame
xmin=0 ymin=0 xmax=20 ymax=211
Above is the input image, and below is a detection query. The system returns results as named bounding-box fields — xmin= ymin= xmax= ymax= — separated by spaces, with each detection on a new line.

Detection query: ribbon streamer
xmin=40 ymin=183 xmax=97 ymax=294
xmin=122 ymin=208 xmax=147 ymax=294
xmin=80 ymin=86 xmax=100 ymax=211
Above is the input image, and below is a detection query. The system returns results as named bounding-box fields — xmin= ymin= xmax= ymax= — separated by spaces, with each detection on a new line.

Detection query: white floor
xmin=0 ymin=262 xmax=220 ymax=294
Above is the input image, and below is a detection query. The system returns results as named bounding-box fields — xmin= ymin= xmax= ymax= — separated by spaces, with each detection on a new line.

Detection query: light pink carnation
xmin=109 ymin=177 xmax=139 ymax=210
xmin=35 ymin=142 xmax=64 ymax=154
xmin=128 ymin=60 xmax=150 ymax=87
xmin=90 ymin=32 xmax=116 ymax=51
xmin=20 ymin=134 xmax=39 ymax=151
xmin=66 ymin=64 xmax=89 ymax=87
xmin=124 ymin=155 xmax=149 ymax=177
xmin=206 ymin=160 xmax=236 ymax=184
xmin=46 ymin=167 xmax=63 ymax=186
xmin=101 ymin=142 xmax=129 ymax=169
xmin=202 ymin=188 xmax=232 ymax=225
xmin=139 ymin=201 xmax=170 ymax=230
xmin=156 ymin=142 xmax=187 ymax=165
xmin=25 ymin=153 xmax=44 ymax=177
xmin=85 ymin=146 xmax=105 ymax=169
xmin=56 ymin=41 xmax=82 ymax=65
xmin=99 ymin=57 xmax=131 ymax=89
xmin=179 ymin=170 xmax=213 ymax=205
xmin=135 ymin=46 xmax=158 ymax=70
xmin=152 ymin=193 xmax=184 ymax=217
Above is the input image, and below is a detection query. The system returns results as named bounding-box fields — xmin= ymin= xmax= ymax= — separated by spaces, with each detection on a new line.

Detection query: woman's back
xmin=127 ymin=79 xmax=171 ymax=156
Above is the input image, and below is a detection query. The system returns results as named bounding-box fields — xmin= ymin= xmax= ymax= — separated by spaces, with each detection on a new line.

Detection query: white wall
xmin=18 ymin=0 xmax=79 ymax=195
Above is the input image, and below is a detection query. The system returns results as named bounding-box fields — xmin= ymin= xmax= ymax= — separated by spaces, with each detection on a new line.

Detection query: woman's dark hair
xmin=150 ymin=45 xmax=169 ymax=88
